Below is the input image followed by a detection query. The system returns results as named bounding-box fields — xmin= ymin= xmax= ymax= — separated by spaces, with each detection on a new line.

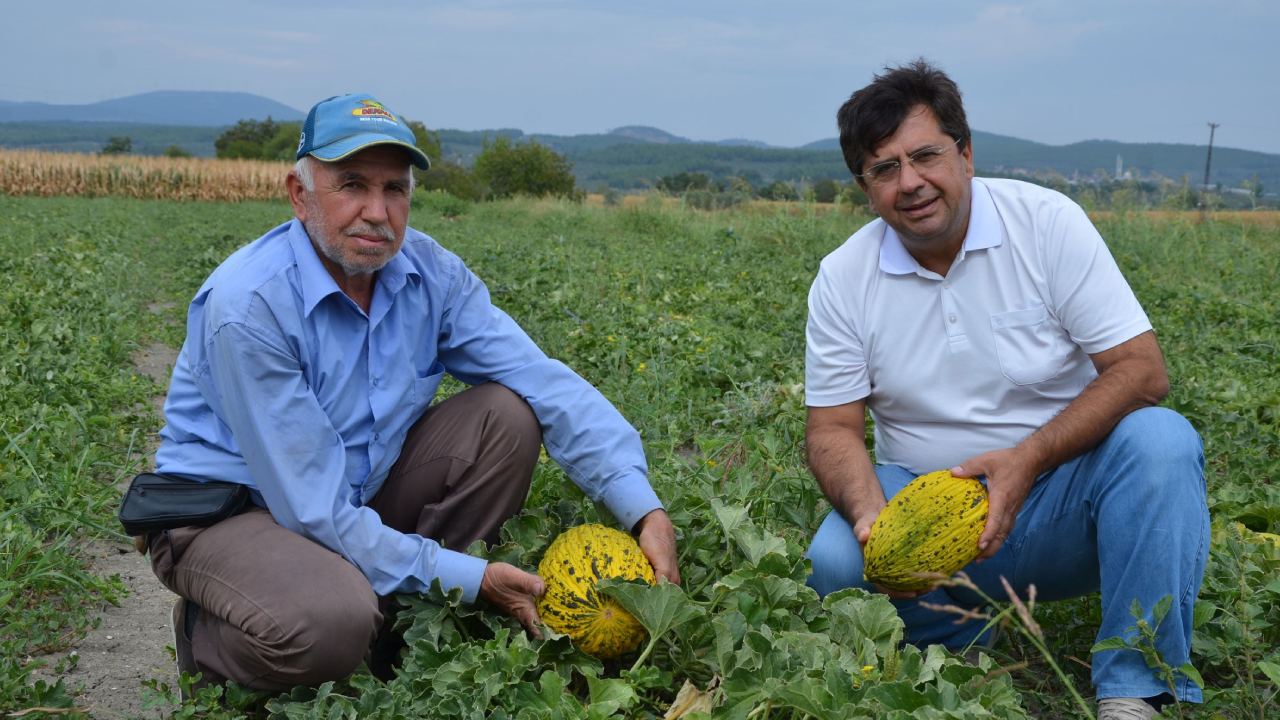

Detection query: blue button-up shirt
xmin=156 ymin=219 xmax=663 ymax=602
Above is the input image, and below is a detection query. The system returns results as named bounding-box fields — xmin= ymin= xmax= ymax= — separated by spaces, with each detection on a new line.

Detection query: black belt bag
xmin=118 ymin=472 xmax=250 ymax=536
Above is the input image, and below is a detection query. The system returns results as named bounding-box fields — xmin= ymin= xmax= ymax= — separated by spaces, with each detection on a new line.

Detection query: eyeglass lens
xmin=864 ymin=140 xmax=958 ymax=185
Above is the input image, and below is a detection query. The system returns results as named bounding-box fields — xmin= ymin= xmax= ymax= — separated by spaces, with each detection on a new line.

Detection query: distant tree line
xmin=645 ymin=171 xmax=870 ymax=209
xmin=207 ymin=118 xmax=580 ymax=203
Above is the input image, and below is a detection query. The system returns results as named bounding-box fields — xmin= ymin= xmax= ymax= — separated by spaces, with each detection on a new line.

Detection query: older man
xmin=148 ymin=93 xmax=678 ymax=692
xmin=802 ymin=62 xmax=1208 ymax=719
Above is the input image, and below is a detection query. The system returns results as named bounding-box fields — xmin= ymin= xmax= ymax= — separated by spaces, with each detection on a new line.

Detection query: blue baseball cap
xmin=296 ymin=93 xmax=431 ymax=170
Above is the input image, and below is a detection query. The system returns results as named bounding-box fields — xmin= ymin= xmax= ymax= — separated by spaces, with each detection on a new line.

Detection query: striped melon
xmin=536 ymin=524 xmax=655 ymax=658
xmin=863 ymin=470 xmax=988 ymax=591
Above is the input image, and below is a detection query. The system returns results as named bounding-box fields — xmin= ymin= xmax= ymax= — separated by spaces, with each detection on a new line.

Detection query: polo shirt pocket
xmin=990 ymin=305 xmax=1067 ymax=385
xmin=413 ymin=362 xmax=446 ymax=409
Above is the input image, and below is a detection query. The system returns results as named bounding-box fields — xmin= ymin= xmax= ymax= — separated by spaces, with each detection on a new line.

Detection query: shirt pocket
xmin=989 ymin=305 xmax=1068 ymax=385
xmin=413 ymin=362 xmax=446 ymax=410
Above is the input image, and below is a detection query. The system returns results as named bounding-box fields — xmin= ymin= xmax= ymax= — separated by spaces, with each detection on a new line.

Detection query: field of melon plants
xmin=2 ymin=193 xmax=1278 ymax=718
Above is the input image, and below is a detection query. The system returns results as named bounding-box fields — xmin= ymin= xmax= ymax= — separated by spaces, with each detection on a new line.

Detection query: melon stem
xmin=630 ymin=633 xmax=662 ymax=673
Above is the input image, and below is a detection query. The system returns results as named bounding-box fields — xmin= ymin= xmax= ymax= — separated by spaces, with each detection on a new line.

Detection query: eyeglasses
xmin=856 ymin=138 xmax=962 ymax=187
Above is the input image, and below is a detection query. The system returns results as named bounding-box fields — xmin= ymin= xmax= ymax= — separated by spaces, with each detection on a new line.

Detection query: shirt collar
xmin=878 ymin=177 xmax=1002 ymax=276
xmin=286 ymin=218 xmax=418 ymax=317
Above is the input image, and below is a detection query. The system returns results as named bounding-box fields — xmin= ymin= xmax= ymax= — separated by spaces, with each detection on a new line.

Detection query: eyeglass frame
xmin=854 ymin=137 xmax=964 ymax=186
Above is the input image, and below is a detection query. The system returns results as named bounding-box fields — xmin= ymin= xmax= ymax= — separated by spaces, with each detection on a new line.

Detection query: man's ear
xmin=286 ymin=171 xmax=309 ymax=222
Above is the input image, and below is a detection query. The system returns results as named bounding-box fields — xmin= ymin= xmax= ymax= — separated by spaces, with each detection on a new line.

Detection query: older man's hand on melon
xmin=853 ymin=509 xmax=937 ymax=599
xmin=479 ymin=562 xmax=546 ymax=638
xmin=635 ymin=508 xmax=681 ymax=585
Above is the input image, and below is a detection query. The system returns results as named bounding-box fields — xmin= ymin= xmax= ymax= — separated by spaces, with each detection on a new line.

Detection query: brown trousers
xmin=148 ymin=383 xmax=541 ymax=691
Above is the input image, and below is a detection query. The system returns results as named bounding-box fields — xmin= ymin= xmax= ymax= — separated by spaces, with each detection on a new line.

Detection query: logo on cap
xmin=297 ymin=131 xmax=306 ymax=153
xmin=351 ymin=99 xmax=398 ymax=123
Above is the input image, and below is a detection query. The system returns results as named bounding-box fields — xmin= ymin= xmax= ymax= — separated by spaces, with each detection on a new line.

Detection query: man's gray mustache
xmin=345 ymin=225 xmax=396 ymax=242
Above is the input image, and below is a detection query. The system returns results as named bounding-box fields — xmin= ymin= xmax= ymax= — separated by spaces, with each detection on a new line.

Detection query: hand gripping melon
xmin=863 ymin=470 xmax=988 ymax=592
xmin=536 ymin=523 xmax=655 ymax=658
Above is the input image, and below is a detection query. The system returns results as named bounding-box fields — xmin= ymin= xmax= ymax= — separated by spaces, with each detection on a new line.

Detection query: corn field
xmin=0 ymin=149 xmax=290 ymax=202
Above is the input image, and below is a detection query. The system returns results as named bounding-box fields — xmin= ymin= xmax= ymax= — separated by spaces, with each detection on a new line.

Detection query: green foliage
xmin=473 ymin=137 xmax=579 ymax=200
xmin=412 ymin=189 xmax=471 ymax=219
xmin=163 ymin=144 xmax=192 ymax=158
xmin=0 ymin=196 xmax=288 ymax=711
xmin=4 ymin=198 xmax=1279 ymax=717
xmin=839 ymin=182 xmax=870 ymax=210
xmin=214 ymin=117 xmax=300 ymax=161
xmin=418 ymin=161 xmax=486 ymax=201
xmin=656 ymin=172 xmax=712 ymax=194
xmin=811 ymin=178 xmax=840 ymax=204
xmin=758 ymin=181 xmax=799 ymax=201
xmin=100 ymin=135 xmax=132 ymax=155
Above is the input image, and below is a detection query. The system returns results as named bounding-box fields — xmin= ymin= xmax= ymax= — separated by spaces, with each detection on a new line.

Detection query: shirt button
xmin=949 ymin=315 xmax=957 ymax=324
xmin=996 ymin=317 xmax=1004 ymax=326
xmin=943 ymin=281 xmax=950 ymax=289
xmin=371 ymin=376 xmax=379 ymax=386
xmin=374 ymin=432 xmax=380 ymax=441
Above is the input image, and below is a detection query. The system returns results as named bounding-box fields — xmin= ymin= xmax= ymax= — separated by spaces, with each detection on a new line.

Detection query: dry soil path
xmin=31 ymin=338 xmax=183 ymax=718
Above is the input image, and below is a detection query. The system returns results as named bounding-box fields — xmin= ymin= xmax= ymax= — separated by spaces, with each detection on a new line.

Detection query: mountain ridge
xmin=0 ymin=91 xmax=303 ymax=126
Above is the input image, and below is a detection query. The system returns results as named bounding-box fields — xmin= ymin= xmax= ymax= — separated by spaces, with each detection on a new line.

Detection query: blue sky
xmin=3 ymin=1 xmax=1277 ymax=153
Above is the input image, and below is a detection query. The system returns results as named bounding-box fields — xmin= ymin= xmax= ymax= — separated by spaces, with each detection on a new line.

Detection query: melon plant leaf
xmin=597 ymin=577 xmax=704 ymax=640
xmin=862 ymin=679 xmax=932 ymax=711
xmin=586 ymin=675 xmax=638 ymax=710
xmin=713 ymin=610 xmax=749 ymax=675
xmin=823 ymin=588 xmax=904 ymax=657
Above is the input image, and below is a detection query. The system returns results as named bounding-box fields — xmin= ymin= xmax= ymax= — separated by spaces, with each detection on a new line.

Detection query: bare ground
xmin=31 ymin=338 xmax=183 ymax=717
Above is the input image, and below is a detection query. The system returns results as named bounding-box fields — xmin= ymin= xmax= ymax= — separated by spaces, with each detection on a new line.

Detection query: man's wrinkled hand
xmin=479 ymin=562 xmax=546 ymax=638
xmin=854 ymin=508 xmax=933 ymax=599
xmin=951 ymin=447 xmax=1039 ymax=562
xmin=635 ymin=509 xmax=680 ymax=585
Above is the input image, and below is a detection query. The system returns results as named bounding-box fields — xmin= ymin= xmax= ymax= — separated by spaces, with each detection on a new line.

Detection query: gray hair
xmin=293 ymin=153 xmax=416 ymax=194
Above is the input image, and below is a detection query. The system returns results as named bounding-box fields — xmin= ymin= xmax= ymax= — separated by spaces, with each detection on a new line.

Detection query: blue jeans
xmin=805 ymin=407 xmax=1209 ymax=702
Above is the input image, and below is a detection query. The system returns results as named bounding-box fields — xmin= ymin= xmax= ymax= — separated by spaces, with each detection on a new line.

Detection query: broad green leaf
xmin=586 ymin=676 xmax=638 ymax=710
xmin=1192 ymin=599 xmax=1217 ymax=628
xmin=1256 ymin=660 xmax=1280 ymax=686
xmin=772 ymin=675 xmax=837 ymax=719
xmin=597 ymin=577 xmax=704 ymax=641
xmin=823 ymin=588 xmax=904 ymax=657
xmin=711 ymin=499 xmax=749 ymax=536
xmin=1178 ymin=662 xmax=1205 ymax=689
xmin=713 ymin=610 xmax=749 ymax=675
xmin=863 ymin=680 xmax=932 ymax=711
xmin=1152 ymin=594 xmax=1174 ymax=626
xmin=1090 ymin=637 xmax=1131 ymax=653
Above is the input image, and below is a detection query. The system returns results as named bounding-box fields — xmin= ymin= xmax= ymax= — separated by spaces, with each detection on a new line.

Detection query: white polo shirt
xmin=805 ymin=178 xmax=1151 ymax=473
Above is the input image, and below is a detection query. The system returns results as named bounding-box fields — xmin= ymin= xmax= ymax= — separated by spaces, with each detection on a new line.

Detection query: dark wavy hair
xmin=837 ymin=58 xmax=970 ymax=179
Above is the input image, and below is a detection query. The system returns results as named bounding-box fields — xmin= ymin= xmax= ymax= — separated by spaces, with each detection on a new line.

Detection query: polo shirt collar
xmin=878 ymin=178 xmax=1002 ymax=276
xmin=287 ymin=218 xmax=418 ymax=317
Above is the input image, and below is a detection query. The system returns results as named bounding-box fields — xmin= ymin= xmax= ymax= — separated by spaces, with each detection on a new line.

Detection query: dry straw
xmin=0 ymin=149 xmax=290 ymax=202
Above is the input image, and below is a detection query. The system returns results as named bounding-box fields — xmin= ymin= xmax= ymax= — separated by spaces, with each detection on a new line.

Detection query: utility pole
xmin=1200 ymin=122 xmax=1220 ymax=217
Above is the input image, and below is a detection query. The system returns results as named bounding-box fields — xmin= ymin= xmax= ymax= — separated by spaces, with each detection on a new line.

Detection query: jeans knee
xmin=805 ymin=512 xmax=868 ymax=598
xmin=1111 ymin=407 xmax=1203 ymax=472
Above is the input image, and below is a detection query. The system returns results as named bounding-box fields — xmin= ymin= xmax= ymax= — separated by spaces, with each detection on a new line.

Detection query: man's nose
xmin=897 ymin=161 xmax=926 ymax=193
xmin=361 ymin=192 xmax=389 ymax=224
